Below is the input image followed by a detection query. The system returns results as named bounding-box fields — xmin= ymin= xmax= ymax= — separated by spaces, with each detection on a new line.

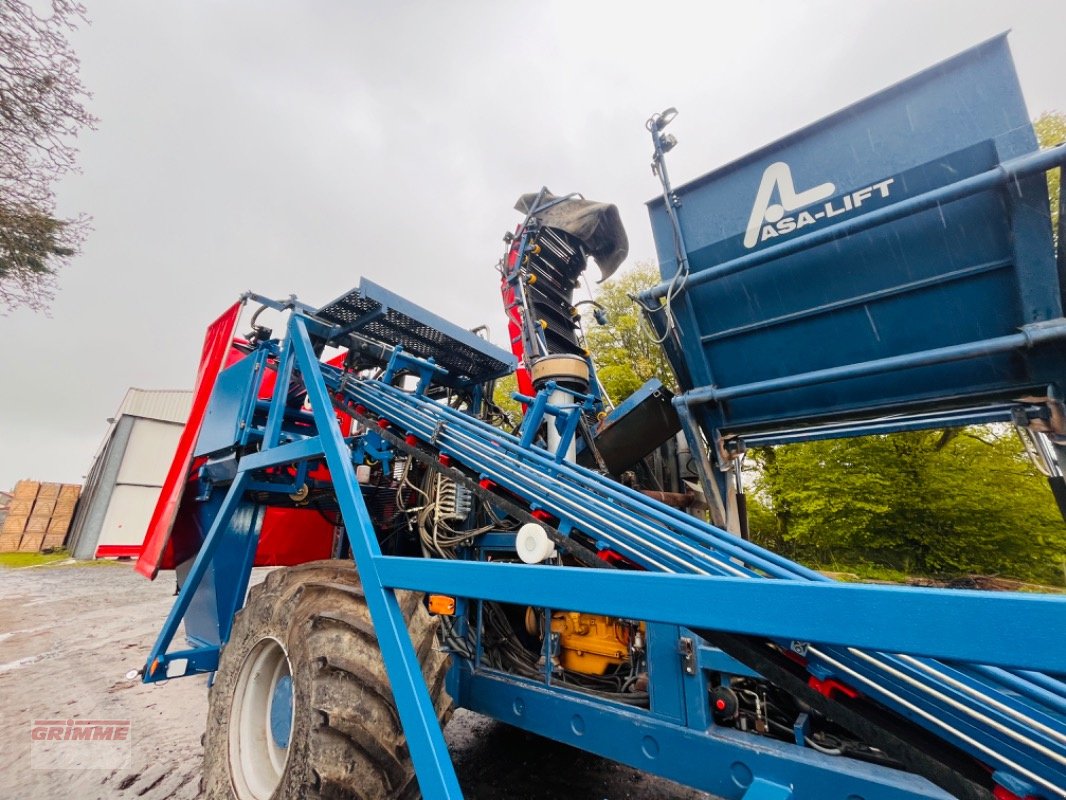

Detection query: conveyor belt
xmin=316 ymin=278 xmax=515 ymax=388
xmin=322 ymin=367 xmax=1066 ymax=798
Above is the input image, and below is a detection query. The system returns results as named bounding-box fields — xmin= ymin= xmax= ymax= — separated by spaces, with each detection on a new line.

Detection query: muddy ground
xmin=0 ymin=563 xmax=709 ymax=800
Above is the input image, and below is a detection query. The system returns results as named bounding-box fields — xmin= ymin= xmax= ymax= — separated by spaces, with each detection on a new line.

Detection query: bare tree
xmin=0 ymin=0 xmax=95 ymax=312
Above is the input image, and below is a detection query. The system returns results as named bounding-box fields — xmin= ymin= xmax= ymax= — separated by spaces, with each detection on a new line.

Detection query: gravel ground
xmin=0 ymin=563 xmax=709 ymax=800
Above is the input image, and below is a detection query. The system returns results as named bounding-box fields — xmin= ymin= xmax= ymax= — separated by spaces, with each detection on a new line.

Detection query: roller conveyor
xmin=321 ymin=366 xmax=1066 ymax=798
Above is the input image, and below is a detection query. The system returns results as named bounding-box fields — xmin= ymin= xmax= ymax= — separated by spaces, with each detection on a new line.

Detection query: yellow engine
xmin=550 ymin=612 xmax=634 ymax=675
xmin=523 ymin=608 xmax=642 ymax=676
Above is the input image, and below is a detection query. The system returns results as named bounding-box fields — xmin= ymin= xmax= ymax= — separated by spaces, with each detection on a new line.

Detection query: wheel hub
xmin=269 ymin=674 xmax=293 ymax=750
xmin=228 ymin=637 xmax=294 ymax=800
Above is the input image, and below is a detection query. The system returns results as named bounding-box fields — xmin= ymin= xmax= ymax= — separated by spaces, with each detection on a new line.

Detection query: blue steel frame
xmin=142 ymin=300 xmax=1066 ymax=800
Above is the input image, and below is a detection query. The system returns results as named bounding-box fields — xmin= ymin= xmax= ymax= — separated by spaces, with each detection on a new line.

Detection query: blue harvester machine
xmin=140 ymin=36 xmax=1066 ymax=800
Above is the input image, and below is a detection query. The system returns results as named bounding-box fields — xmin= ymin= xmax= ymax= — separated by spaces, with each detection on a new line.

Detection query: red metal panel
xmin=256 ymin=507 xmax=334 ymax=565
xmin=138 ymin=315 xmax=356 ymax=576
xmin=96 ymin=544 xmax=143 ymax=559
xmin=252 ymin=349 xmax=349 ymax=567
xmin=135 ymin=303 xmax=242 ymax=579
xmin=501 ymin=241 xmax=534 ymax=400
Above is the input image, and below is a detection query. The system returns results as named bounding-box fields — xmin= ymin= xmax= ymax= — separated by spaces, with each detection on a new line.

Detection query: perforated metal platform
xmin=315 ymin=278 xmax=516 ymax=389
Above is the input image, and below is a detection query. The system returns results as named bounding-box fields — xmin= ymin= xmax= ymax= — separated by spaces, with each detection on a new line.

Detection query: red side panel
xmin=95 ymin=544 xmax=143 ymax=559
xmin=251 ymin=349 xmax=351 ymax=566
xmin=138 ymin=315 xmax=356 ymax=577
xmin=135 ymin=303 xmax=242 ymax=579
xmin=257 ymin=507 xmax=335 ymax=564
xmin=501 ymin=240 xmax=534 ymax=400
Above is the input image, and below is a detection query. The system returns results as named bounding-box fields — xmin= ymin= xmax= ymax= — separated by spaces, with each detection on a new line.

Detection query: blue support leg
xmin=142 ymin=471 xmax=251 ymax=681
xmin=288 ymin=315 xmax=463 ymax=800
xmin=183 ymin=498 xmax=263 ymax=649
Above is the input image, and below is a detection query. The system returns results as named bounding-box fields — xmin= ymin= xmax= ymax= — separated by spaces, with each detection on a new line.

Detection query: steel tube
xmin=894 ymin=655 xmax=1066 ymax=750
xmin=965 ymin=666 xmax=1066 ymax=717
xmin=349 ymin=379 xmax=798 ymax=579
xmin=681 ymin=325 xmax=1066 ymax=407
xmin=346 ymin=381 xmax=737 ymax=576
xmin=810 ymin=647 xmax=1065 ymax=799
xmin=342 ymin=371 xmax=827 ymax=581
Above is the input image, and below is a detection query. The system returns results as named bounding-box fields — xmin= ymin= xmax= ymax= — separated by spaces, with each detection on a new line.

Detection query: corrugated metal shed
xmin=67 ymin=389 xmax=193 ymax=559
xmin=115 ymin=388 xmax=192 ymax=424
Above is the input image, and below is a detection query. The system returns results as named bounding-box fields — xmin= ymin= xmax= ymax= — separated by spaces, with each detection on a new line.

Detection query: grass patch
xmin=819 ymin=564 xmax=912 ymax=584
xmin=0 ymin=550 xmax=71 ymax=568
xmin=816 ymin=562 xmax=1065 ymax=593
xmin=70 ymin=558 xmax=128 ymax=567
xmin=0 ymin=549 xmax=128 ymax=569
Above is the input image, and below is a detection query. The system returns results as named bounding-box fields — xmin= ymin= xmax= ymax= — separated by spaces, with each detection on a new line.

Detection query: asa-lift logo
xmin=743 ymin=162 xmax=895 ymax=249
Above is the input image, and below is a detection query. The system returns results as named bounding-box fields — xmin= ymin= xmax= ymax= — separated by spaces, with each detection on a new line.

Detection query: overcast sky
xmin=2 ymin=0 xmax=1065 ymax=491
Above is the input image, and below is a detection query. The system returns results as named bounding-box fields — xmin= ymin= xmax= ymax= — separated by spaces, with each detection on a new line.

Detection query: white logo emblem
xmin=743 ymin=162 xmax=894 ymax=249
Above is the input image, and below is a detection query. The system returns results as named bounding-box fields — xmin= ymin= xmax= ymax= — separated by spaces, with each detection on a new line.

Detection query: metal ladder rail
xmin=327 ymin=371 xmax=1066 ymax=793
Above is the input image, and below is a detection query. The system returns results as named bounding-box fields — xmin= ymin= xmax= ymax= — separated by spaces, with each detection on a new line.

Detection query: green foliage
xmin=750 ymin=429 xmax=1066 ymax=584
xmin=823 ymin=564 xmax=915 ymax=584
xmin=0 ymin=208 xmax=73 ymax=277
xmin=491 ymin=372 xmax=522 ymax=422
xmin=743 ymin=491 xmax=786 ymax=553
xmin=583 ymin=263 xmax=676 ymax=402
xmin=1034 ymin=111 xmax=1065 ymax=242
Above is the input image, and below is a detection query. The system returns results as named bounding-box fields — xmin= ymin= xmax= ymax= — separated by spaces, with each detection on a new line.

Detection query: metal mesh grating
xmin=316 ymin=285 xmax=514 ymax=387
xmin=315 ymin=288 xmax=378 ymax=325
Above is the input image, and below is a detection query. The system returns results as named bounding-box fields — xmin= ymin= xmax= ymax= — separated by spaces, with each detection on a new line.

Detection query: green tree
xmin=583 ymin=262 xmax=675 ymax=402
xmin=491 ymin=372 xmax=522 ymax=423
xmin=750 ymin=428 xmax=1066 ymax=584
xmin=1034 ymin=111 xmax=1065 ymax=243
xmin=0 ymin=1 xmax=95 ymax=312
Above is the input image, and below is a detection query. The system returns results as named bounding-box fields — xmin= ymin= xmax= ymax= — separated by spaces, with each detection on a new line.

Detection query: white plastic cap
xmin=516 ymin=523 xmax=556 ymax=564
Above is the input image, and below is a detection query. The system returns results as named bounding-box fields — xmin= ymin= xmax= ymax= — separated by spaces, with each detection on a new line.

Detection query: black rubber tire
xmin=201 ymin=560 xmax=452 ymax=800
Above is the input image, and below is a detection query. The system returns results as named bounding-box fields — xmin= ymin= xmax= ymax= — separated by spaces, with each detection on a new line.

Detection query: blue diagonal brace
xmin=142 ymin=471 xmax=250 ymax=681
xmin=263 ymin=336 xmax=296 ymax=449
xmin=288 ymin=314 xmax=463 ymax=800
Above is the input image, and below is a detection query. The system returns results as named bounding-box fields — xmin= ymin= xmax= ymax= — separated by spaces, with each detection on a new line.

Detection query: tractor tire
xmin=201 ymin=560 xmax=452 ymax=800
